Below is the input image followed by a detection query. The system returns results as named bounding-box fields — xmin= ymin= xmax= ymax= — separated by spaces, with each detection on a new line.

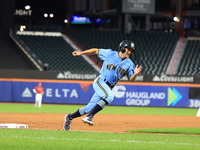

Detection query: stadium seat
xmin=177 ymin=40 xmax=200 ymax=75
xmin=65 ymin=28 xmax=179 ymax=74
xmin=16 ymin=34 xmax=98 ymax=72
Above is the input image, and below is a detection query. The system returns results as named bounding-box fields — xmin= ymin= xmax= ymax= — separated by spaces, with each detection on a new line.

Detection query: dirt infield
xmin=1 ymin=113 xmax=200 ymax=132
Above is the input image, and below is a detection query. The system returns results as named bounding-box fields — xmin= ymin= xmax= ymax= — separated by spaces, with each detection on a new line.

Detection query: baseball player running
xmin=63 ymin=40 xmax=142 ymax=130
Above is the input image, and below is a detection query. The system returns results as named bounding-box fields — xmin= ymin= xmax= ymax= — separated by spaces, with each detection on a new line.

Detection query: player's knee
xmin=106 ymin=94 xmax=114 ymax=104
xmin=97 ymin=99 xmax=107 ymax=109
xmin=98 ymin=95 xmax=114 ymax=107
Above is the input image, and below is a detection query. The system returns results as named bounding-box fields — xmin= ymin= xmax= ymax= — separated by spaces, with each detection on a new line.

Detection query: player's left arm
xmin=72 ymin=48 xmax=99 ymax=56
xmin=128 ymin=65 xmax=142 ymax=82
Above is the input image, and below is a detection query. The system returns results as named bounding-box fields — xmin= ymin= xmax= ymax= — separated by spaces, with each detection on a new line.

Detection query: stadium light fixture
xmin=20 ymin=25 xmax=26 ymax=31
xmin=173 ymin=16 xmax=180 ymax=22
xmin=44 ymin=13 xmax=48 ymax=18
xmin=64 ymin=19 xmax=68 ymax=23
xmin=49 ymin=13 xmax=54 ymax=18
xmin=25 ymin=5 xmax=31 ymax=10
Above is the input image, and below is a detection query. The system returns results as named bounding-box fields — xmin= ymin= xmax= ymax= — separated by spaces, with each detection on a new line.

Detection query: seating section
xmin=65 ymin=28 xmax=128 ymax=65
xmin=17 ymin=34 xmax=97 ymax=72
xmin=177 ymin=40 xmax=200 ymax=75
xmin=127 ymin=31 xmax=179 ymax=74
xmin=65 ymin=28 xmax=179 ymax=75
xmin=14 ymin=28 xmax=187 ymax=75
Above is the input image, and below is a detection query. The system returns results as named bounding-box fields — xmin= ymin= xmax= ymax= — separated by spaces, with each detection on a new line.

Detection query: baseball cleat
xmin=82 ymin=115 xmax=94 ymax=126
xmin=63 ymin=114 xmax=72 ymax=130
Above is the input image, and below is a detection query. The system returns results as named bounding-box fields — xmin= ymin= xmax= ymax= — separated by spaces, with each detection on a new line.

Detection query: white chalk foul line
xmin=1 ymin=135 xmax=200 ymax=146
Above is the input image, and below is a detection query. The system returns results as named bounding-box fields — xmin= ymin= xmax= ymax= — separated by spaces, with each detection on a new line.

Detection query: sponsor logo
xmin=15 ymin=9 xmax=32 ymax=16
xmin=126 ymin=99 xmax=150 ymax=106
xmin=168 ymin=87 xmax=182 ymax=106
xmin=121 ymin=75 xmax=144 ymax=81
xmin=131 ymin=43 xmax=135 ymax=48
xmin=45 ymin=88 xmax=78 ymax=98
xmin=112 ymin=85 xmax=126 ymax=98
xmin=125 ymin=91 xmax=165 ymax=99
xmin=113 ymin=85 xmax=165 ymax=106
xmin=57 ymin=71 xmax=97 ymax=80
xmin=22 ymin=87 xmax=78 ymax=98
xmin=79 ymin=83 xmax=91 ymax=92
xmin=0 ymin=125 xmax=8 ymax=128
xmin=22 ymin=88 xmax=32 ymax=97
xmin=153 ymin=75 xmax=194 ymax=82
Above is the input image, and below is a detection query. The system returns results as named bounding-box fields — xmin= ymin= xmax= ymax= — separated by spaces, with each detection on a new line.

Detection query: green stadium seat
xmin=16 ymin=34 xmax=98 ymax=73
xmin=177 ymin=40 xmax=200 ymax=75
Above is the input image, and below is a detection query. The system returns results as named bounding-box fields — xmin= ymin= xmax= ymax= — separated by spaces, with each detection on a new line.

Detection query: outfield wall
xmin=0 ymin=78 xmax=200 ymax=108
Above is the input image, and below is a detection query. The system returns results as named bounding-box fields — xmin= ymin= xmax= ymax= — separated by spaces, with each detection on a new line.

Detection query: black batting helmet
xmin=118 ymin=40 xmax=136 ymax=53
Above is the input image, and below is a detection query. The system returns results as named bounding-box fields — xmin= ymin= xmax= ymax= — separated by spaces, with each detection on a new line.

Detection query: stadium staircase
xmin=0 ymin=36 xmax=34 ymax=70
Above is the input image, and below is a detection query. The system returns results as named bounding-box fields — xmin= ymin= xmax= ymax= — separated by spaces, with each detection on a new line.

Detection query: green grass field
xmin=0 ymin=103 xmax=200 ymax=150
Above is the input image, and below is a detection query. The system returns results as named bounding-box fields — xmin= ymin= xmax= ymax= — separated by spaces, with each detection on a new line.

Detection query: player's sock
xmin=89 ymin=104 xmax=102 ymax=116
xmin=68 ymin=109 xmax=82 ymax=119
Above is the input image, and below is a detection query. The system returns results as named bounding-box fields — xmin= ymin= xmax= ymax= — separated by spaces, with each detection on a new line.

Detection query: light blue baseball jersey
xmin=98 ymin=48 xmax=136 ymax=85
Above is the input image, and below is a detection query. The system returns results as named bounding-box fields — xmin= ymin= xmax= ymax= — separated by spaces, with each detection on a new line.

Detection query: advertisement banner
xmin=122 ymin=0 xmax=155 ymax=14
xmin=1 ymin=69 xmax=200 ymax=84
xmin=0 ymin=80 xmax=197 ymax=108
xmin=111 ymin=84 xmax=188 ymax=107
xmin=19 ymin=82 xmax=94 ymax=104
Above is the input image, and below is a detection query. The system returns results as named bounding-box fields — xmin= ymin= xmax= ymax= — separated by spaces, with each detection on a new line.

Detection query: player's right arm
xmin=72 ymin=48 xmax=99 ymax=56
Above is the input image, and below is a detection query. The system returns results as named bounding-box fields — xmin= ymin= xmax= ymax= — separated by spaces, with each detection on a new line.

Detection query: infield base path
xmin=0 ymin=113 xmax=200 ymax=133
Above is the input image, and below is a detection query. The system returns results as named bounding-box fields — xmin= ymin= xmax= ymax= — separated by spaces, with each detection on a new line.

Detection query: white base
xmin=0 ymin=123 xmax=28 ymax=128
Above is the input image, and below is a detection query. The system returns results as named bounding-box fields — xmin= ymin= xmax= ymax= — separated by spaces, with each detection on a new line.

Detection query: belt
xmin=104 ymin=79 xmax=115 ymax=89
xmin=106 ymin=81 xmax=112 ymax=87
